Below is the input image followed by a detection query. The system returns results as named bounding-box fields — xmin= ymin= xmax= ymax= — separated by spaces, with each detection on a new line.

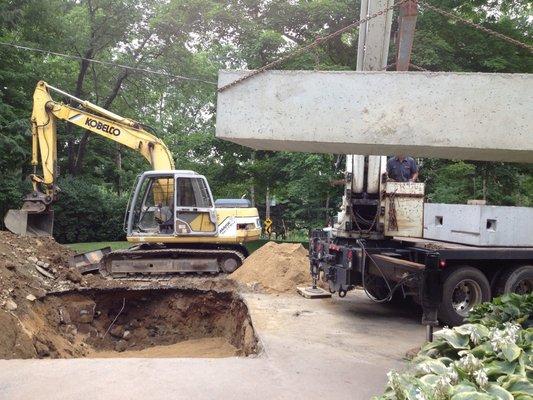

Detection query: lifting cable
xmin=218 ymin=0 xmax=532 ymax=92
xmin=418 ymin=1 xmax=533 ymax=54
xmin=217 ymin=0 xmax=411 ymax=92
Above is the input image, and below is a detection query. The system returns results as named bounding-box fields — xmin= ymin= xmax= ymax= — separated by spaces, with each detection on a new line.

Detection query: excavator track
xmin=102 ymin=245 xmax=247 ymax=277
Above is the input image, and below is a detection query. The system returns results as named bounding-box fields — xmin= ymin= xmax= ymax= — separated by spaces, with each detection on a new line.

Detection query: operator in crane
xmin=386 ymin=155 xmax=419 ymax=182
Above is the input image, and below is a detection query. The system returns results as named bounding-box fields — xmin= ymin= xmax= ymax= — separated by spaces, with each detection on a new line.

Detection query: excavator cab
xmin=125 ymin=170 xmax=218 ymax=238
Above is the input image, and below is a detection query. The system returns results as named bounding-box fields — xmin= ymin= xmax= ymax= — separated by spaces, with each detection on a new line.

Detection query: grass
xmin=67 ymin=238 xmax=308 ymax=254
xmin=67 ymin=241 xmax=130 ymax=253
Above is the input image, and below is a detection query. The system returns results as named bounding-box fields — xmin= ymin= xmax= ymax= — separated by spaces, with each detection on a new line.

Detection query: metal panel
xmin=424 ymin=203 xmax=533 ymax=247
xmin=367 ymin=155 xmax=386 ymax=193
xmin=216 ymin=71 xmax=533 ymax=163
xmin=347 ymin=155 xmax=365 ymax=193
xmin=382 ymin=181 xmax=424 ymax=237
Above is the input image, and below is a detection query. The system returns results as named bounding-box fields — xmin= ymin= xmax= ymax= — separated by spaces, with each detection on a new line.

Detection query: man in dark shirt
xmin=386 ymin=155 xmax=419 ymax=182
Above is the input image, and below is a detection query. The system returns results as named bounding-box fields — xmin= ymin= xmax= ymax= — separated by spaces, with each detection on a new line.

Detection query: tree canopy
xmin=0 ymin=0 xmax=531 ymax=242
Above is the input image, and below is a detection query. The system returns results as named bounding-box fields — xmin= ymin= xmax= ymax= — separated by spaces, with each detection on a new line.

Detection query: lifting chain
xmin=418 ymin=1 xmax=533 ymax=53
xmin=218 ymin=0 xmax=531 ymax=93
xmin=217 ymin=0 xmax=411 ymax=92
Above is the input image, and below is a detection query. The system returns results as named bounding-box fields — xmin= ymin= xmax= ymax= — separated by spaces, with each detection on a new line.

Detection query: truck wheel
xmin=495 ymin=265 xmax=533 ymax=296
xmin=438 ymin=266 xmax=491 ymax=326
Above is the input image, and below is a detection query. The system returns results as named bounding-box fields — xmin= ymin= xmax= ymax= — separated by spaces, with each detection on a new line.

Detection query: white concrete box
xmin=216 ymin=70 xmax=533 ymax=163
xmin=424 ymin=203 xmax=533 ymax=247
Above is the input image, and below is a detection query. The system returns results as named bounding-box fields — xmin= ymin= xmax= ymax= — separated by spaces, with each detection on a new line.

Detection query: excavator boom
xmin=5 ymin=80 xmax=174 ymax=236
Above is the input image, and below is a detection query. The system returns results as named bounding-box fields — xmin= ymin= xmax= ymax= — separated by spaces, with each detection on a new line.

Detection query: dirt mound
xmin=0 ymin=231 xmax=91 ymax=358
xmin=231 ymin=241 xmax=311 ymax=293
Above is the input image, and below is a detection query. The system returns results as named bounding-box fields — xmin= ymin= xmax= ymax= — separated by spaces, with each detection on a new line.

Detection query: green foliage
xmin=52 ymin=177 xmax=128 ymax=243
xmin=467 ymin=293 xmax=532 ymax=329
xmin=375 ymin=295 xmax=533 ymax=400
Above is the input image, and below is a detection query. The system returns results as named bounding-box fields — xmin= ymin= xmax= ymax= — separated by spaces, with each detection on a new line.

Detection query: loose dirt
xmin=230 ymin=241 xmax=312 ymax=293
xmin=90 ymin=337 xmax=238 ymax=358
xmin=0 ymin=231 xmax=258 ymax=359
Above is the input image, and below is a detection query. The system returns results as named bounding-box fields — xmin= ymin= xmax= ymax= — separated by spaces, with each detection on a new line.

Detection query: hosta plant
xmin=375 ymin=294 xmax=533 ymax=400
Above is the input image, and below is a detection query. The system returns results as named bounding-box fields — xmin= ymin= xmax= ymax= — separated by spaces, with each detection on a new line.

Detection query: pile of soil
xmin=231 ymin=241 xmax=311 ymax=293
xmin=0 ymin=231 xmax=88 ymax=358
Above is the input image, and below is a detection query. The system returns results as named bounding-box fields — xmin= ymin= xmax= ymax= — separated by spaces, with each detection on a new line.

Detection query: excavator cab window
xmin=131 ymin=174 xmax=175 ymax=235
xmin=175 ymin=176 xmax=217 ymax=235
xmin=176 ymin=177 xmax=212 ymax=208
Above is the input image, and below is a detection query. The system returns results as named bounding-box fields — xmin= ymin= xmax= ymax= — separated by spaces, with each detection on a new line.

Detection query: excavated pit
xmin=5 ymin=288 xmax=258 ymax=359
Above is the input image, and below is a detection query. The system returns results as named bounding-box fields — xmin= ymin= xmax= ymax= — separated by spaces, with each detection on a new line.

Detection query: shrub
xmin=52 ymin=177 xmax=128 ymax=243
xmin=375 ymin=294 xmax=533 ymax=400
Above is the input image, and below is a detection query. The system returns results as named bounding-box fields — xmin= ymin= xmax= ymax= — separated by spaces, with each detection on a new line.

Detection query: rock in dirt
xmin=66 ymin=269 xmax=82 ymax=283
xmin=123 ymin=330 xmax=132 ymax=340
xmin=34 ymin=340 xmax=50 ymax=358
xmin=110 ymin=325 xmax=125 ymax=339
xmin=5 ymin=263 xmax=16 ymax=270
xmin=230 ymin=241 xmax=311 ymax=293
xmin=27 ymin=256 xmax=39 ymax=264
xmin=35 ymin=265 xmax=55 ymax=279
xmin=115 ymin=339 xmax=128 ymax=352
xmin=66 ymin=299 xmax=95 ymax=324
xmin=26 ymin=294 xmax=37 ymax=302
xmin=4 ymin=299 xmax=18 ymax=311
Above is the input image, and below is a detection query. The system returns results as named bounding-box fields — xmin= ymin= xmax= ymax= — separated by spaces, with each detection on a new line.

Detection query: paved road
xmin=0 ymin=289 xmax=425 ymax=399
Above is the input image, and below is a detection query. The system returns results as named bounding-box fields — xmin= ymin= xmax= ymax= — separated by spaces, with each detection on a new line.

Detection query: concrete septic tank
xmin=424 ymin=203 xmax=533 ymax=247
xmin=216 ymin=70 xmax=533 ymax=163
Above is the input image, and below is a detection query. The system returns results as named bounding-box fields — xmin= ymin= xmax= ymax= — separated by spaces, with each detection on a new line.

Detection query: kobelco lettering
xmin=85 ymin=118 xmax=121 ymax=136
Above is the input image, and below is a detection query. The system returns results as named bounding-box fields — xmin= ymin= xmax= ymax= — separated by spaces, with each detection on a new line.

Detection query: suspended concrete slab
xmin=216 ymin=71 xmax=533 ymax=163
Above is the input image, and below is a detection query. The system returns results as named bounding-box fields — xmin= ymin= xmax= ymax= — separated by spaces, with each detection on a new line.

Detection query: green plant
xmin=375 ymin=294 xmax=533 ymax=400
xmin=467 ymin=293 xmax=532 ymax=328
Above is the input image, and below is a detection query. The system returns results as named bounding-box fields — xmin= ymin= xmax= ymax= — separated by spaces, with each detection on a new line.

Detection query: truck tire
xmin=495 ymin=265 xmax=533 ymax=296
xmin=438 ymin=266 xmax=491 ymax=326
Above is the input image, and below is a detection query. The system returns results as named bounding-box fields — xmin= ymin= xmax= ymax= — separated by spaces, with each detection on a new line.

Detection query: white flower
xmin=414 ymin=389 xmax=427 ymax=400
xmin=446 ymin=367 xmax=459 ymax=385
xmin=434 ymin=375 xmax=452 ymax=399
xmin=489 ymin=323 xmax=521 ymax=354
xmin=473 ymin=368 xmax=489 ymax=389
xmin=457 ymin=353 xmax=482 ymax=373
xmin=387 ymin=371 xmax=403 ymax=395
xmin=416 ymin=363 xmax=432 ymax=374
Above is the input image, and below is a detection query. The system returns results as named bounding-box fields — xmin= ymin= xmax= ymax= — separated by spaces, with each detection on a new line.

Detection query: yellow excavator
xmin=4 ymin=81 xmax=261 ymax=275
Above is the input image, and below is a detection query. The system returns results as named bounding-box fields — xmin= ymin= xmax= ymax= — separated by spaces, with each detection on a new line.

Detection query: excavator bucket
xmin=4 ymin=209 xmax=54 ymax=237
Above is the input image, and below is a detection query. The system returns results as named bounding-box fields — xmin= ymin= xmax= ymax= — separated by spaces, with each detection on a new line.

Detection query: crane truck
xmin=4 ymin=80 xmax=261 ymax=276
xmin=308 ymin=158 xmax=533 ymax=327
xmin=214 ymin=0 xmax=532 ymax=330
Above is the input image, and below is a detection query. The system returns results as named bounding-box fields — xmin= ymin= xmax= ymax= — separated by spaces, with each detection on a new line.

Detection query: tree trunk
xmin=115 ymin=144 xmax=122 ymax=195
xmin=250 ymin=184 xmax=255 ymax=207
xmin=72 ymin=70 xmax=129 ymax=175
xmin=324 ymin=193 xmax=330 ymax=225
xmin=67 ymin=48 xmax=93 ymax=174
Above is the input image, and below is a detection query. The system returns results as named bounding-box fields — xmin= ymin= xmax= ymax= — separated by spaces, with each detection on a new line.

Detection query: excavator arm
xmin=5 ymin=80 xmax=175 ymax=236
